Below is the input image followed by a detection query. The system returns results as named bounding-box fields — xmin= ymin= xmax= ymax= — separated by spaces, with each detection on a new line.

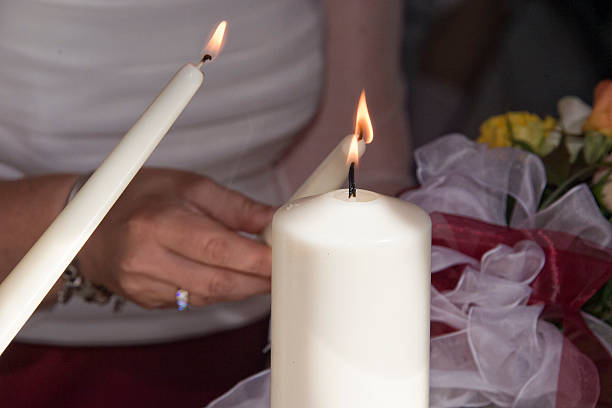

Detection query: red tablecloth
xmin=0 ymin=317 xmax=269 ymax=408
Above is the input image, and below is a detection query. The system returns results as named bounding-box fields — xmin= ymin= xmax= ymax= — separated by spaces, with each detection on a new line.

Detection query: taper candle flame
xmin=200 ymin=20 xmax=227 ymax=60
xmin=346 ymin=90 xmax=372 ymax=197
xmin=346 ymin=133 xmax=360 ymax=165
xmin=355 ymin=90 xmax=373 ymax=144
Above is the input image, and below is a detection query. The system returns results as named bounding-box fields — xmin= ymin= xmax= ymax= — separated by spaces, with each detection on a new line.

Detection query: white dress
xmin=0 ymin=0 xmax=324 ymax=345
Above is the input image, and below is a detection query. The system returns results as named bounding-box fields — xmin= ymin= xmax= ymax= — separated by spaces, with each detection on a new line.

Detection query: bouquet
xmin=477 ymin=80 xmax=612 ymax=325
xmin=477 ymin=80 xmax=612 ymax=220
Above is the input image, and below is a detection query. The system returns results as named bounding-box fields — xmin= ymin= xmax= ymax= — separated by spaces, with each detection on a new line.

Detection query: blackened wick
xmin=348 ymin=162 xmax=356 ymax=198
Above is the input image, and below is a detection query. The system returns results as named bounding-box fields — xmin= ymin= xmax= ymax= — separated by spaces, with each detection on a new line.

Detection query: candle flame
xmin=201 ymin=20 xmax=227 ymax=59
xmin=354 ymin=90 xmax=373 ymax=144
xmin=346 ymin=133 xmax=360 ymax=165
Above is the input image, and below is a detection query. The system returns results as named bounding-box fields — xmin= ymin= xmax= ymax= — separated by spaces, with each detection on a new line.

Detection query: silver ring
xmin=176 ymin=289 xmax=189 ymax=311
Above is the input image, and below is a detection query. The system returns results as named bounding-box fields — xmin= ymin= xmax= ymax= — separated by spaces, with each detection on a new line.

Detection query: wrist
xmin=56 ymin=172 xmax=117 ymax=307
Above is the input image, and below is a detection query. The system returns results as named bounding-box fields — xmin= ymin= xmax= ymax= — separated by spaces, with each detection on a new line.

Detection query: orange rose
xmin=583 ymin=79 xmax=612 ymax=137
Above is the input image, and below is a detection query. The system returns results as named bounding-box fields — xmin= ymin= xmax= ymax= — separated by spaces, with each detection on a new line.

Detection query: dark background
xmin=402 ymin=0 xmax=612 ymax=148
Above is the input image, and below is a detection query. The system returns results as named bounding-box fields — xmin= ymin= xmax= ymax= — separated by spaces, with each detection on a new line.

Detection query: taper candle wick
xmin=357 ymin=127 xmax=364 ymax=141
xmin=197 ymin=54 xmax=213 ymax=69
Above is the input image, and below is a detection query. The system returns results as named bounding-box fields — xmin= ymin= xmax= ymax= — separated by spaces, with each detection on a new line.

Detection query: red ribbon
xmin=429 ymin=212 xmax=612 ymax=407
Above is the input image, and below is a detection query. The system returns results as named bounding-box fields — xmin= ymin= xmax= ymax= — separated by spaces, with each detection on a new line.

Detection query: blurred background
xmin=402 ymin=0 xmax=612 ymax=149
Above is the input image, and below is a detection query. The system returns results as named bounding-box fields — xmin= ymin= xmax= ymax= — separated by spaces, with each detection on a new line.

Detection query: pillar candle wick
xmin=348 ymin=162 xmax=356 ymax=198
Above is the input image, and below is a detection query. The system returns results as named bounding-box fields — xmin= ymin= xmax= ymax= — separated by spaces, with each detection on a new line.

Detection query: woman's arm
xmin=0 ymin=170 xmax=275 ymax=308
xmin=0 ymin=175 xmax=78 ymax=303
xmin=276 ymin=0 xmax=411 ymax=197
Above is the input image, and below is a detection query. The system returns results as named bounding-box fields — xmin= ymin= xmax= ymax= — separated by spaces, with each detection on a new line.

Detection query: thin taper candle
xmin=0 ymin=21 xmax=227 ymax=355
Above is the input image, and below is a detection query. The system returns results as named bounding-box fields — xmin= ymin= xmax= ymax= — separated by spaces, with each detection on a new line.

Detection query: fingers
xmin=112 ymin=250 xmax=269 ymax=309
xmin=149 ymin=251 xmax=271 ymax=305
xmin=115 ymin=272 xmax=218 ymax=309
xmin=79 ymin=168 xmax=276 ymax=311
xmin=183 ymin=178 xmax=276 ymax=233
xmin=113 ymin=272 xmax=180 ymax=309
xmin=158 ymin=206 xmax=272 ymax=278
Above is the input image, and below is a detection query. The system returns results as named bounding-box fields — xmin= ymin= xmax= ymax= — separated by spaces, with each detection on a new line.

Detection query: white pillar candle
xmin=262 ymin=134 xmax=365 ymax=244
xmin=0 ymin=22 xmax=227 ymax=355
xmin=271 ymin=189 xmax=431 ymax=407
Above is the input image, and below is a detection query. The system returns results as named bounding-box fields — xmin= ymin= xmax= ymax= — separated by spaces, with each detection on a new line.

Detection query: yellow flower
xmin=583 ymin=79 xmax=612 ymax=138
xmin=543 ymin=115 xmax=557 ymax=131
xmin=478 ymin=115 xmax=512 ymax=148
xmin=478 ymin=112 xmax=558 ymax=156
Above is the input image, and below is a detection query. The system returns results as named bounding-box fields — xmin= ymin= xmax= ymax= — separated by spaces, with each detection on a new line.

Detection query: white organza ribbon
xmin=205 ymin=135 xmax=611 ymax=408
xmin=404 ymin=134 xmax=612 ymax=245
xmin=429 ymin=241 xmax=559 ymax=408
xmin=406 ymin=135 xmax=611 ymax=407
xmin=408 ymin=134 xmax=547 ymax=228
xmin=207 ymin=370 xmax=271 ymax=408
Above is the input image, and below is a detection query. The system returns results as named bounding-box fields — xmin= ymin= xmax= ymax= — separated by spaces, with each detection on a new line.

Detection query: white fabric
xmin=206 ymin=135 xmax=612 ymax=408
xmin=406 ymin=135 xmax=611 ymax=407
xmin=207 ymin=370 xmax=271 ymax=408
xmin=410 ymin=134 xmax=547 ymax=229
xmin=1 ymin=0 xmax=324 ymax=344
xmin=407 ymin=134 xmax=612 ymax=245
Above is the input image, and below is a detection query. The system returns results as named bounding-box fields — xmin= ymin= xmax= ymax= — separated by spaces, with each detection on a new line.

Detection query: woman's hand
xmin=77 ymin=167 xmax=275 ymax=309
